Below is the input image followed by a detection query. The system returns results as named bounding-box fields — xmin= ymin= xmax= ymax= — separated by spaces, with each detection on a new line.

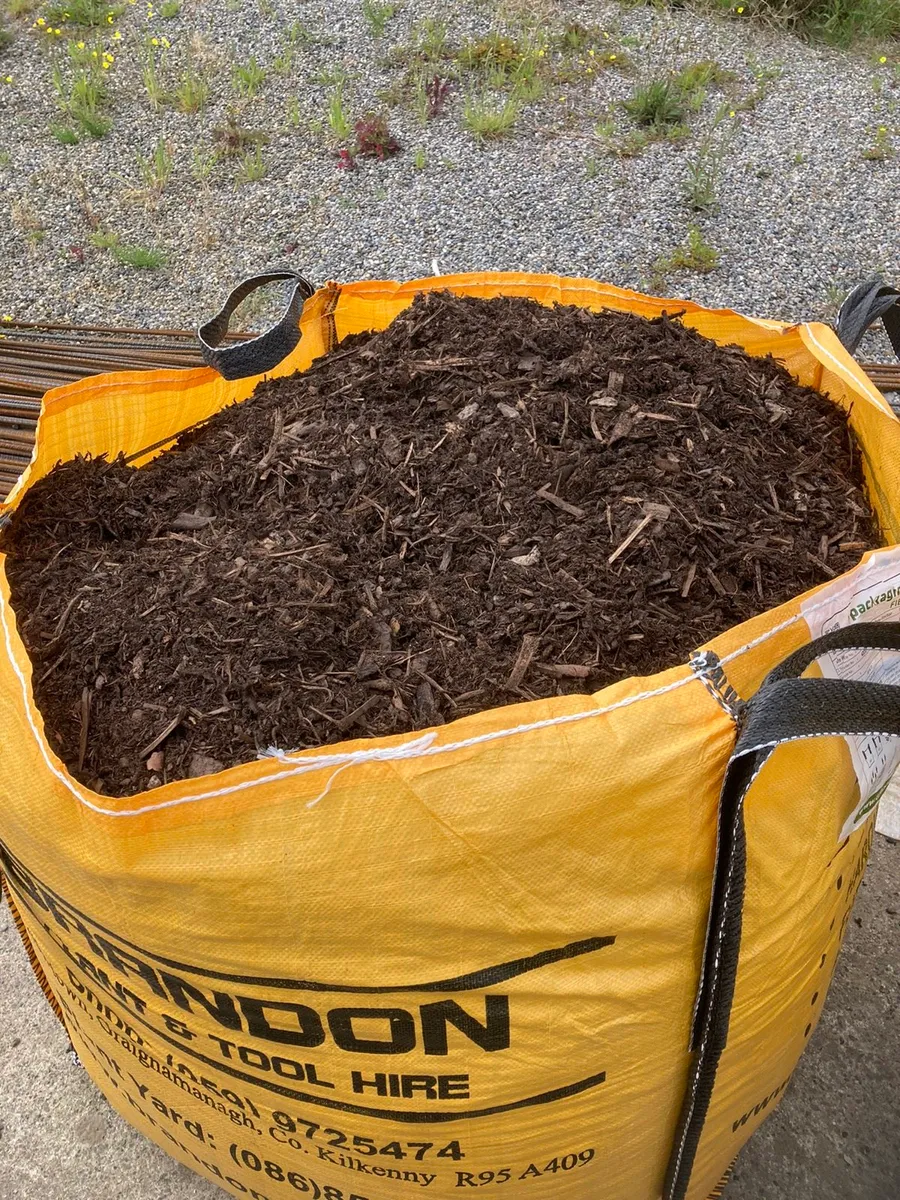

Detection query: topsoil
xmin=0 ymin=292 xmax=880 ymax=796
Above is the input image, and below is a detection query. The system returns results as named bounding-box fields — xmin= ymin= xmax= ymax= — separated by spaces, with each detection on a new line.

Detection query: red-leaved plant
xmin=354 ymin=113 xmax=400 ymax=160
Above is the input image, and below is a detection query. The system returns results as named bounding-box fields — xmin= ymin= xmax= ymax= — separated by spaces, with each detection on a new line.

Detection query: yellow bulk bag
xmin=2 ymin=272 xmax=900 ymax=1200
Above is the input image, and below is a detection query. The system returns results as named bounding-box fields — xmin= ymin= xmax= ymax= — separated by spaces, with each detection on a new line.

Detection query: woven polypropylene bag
xmin=2 ymin=273 xmax=900 ymax=1200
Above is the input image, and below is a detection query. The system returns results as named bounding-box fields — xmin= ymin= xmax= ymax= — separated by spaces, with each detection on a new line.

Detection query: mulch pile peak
xmin=1 ymin=291 xmax=878 ymax=796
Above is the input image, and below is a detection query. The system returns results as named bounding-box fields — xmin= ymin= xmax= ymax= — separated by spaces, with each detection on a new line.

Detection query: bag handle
xmin=665 ymin=622 xmax=900 ymax=1200
xmin=197 ymin=270 xmax=315 ymax=380
xmin=834 ymin=275 xmax=900 ymax=359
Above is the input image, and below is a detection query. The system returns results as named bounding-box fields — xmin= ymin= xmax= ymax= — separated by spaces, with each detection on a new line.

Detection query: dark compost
xmin=0 ymin=292 xmax=879 ymax=795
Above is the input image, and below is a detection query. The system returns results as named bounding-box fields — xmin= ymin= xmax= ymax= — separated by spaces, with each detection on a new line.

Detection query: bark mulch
xmin=0 ymin=292 xmax=879 ymax=796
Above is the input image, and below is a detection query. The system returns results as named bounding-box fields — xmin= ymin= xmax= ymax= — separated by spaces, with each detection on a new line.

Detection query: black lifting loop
xmin=198 ymin=271 xmax=316 ymax=381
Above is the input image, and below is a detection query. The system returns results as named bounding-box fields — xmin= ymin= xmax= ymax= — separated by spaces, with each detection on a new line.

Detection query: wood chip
xmin=681 ymin=562 xmax=697 ymax=598
xmin=536 ymin=663 xmax=593 ymax=679
xmin=77 ymin=687 xmax=90 ymax=774
xmin=337 ymin=694 xmax=383 ymax=732
xmin=705 ymin=567 xmax=727 ymax=597
xmin=507 ymin=633 xmax=540 ymax=689
xmin=139 ymin=710 xmax=185 ymax=759
xmin=806 ymin=552 xmax=837 ymax=578
xmin=510 ymin=545 xmax=541 ymax=567
xmin=536 ymin=485 xmax=586 ymax=519
xmin=169 ymin=512 xmax=215 ymax=531
xmin=256 ymin=407 xmax=284 ymax=473
xmin=607 ymin=412 xmax=635 ymax=446
xmin=608 ymin=504 xmax=670 ymax=565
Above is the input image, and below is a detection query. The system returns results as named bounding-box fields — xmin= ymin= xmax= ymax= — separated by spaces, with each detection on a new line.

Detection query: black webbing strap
xmin=835 ymin=276 xmax=900 ymax=360
xmin=197 ymin=271 xmax=315 ymax=380
xmin=665 ymin=622 xmax=900 ymax=1200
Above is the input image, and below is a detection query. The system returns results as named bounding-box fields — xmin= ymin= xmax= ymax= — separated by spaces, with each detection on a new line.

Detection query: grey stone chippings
xmin=0 ymin=0 xmax=896 ymax=357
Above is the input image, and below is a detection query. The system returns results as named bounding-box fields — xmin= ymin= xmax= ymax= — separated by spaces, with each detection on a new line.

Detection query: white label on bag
xmin=800 ymin=547 xmax=900 ymax=840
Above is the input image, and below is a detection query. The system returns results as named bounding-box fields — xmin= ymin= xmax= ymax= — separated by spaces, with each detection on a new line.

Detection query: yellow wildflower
xmin=4 ymin=76 xmax=12 ymax=84
xmin=102 ymin=60 xmax=110 ymax=69
xmin=36 ymin=17 xmax=46 ymax=26
xmin=151 ymin=37 xmax=159 ymax=46
xmin=76 ymin=40 xmax=85 ymax=48
xmin=161 ymin=36 xmax=170 ymax=47
xmin=609 ymin=53 xmax=616 ymax=61
xmin=113 ymin=30 xmax=122 ymax=39
xmin=879 ymin=56 xmax=887 ymax=64
xmin=588 ymin=49 xmax=595 ymax=56
xmin=729 ymin=109 xmax=736 ymax=117
xmin=1 ymin=315 xmax=12 ymax=323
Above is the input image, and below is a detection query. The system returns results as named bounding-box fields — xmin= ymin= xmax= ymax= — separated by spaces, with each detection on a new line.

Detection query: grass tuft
xmin=463 ymin=92 xmax=521 ymax=141
xmin=45 ymin=0 xmax=123 ymax=26
xmin=623 ymin=78 xmax=686 ymax=128
xmin=235 ymin=145 xmax=266 ymax=183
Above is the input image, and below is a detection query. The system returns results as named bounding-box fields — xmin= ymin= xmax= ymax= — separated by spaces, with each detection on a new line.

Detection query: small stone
xmin=146 ymin=750 xmax=165 ymax=772
xmin=188 ymin=752 xmax=225 ymax=778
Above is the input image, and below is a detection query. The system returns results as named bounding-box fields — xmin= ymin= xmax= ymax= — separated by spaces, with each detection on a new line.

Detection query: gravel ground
xmin=0 ymin=0 xmax=898 ymax=341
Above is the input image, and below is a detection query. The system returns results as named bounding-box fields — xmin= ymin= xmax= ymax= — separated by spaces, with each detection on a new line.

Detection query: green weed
xmin=160 ymin=0 xmax=180 ymax=15
xmin=135 ymin=136 xmax=173 ymax=196
xmin=675 ymin=59 xmax=735 ymax=96
xmin=173 ymin=67 xmax=208 ymax=112
xmin=233 ymin=55 xmax=265 ymax=98
xmin=462 ymin=91 xmax=521 ymax=140
xmin=12 ymin=199 xmax=46 ymax=245
xmin=141 ymin=46 xmax=167 ymax=111
xmin=50 ymin=122 xmax=79 ymax=143
xmin=362 ymin=0 xmax=397 ymax=38
xmin=327 ymin=79 xmax=352 ymax=142
xmin=861 ymin=125 xmax=894 ymax=160
xmin=391 ymin=17 xmax=448 ymax=66
xmin=53 ymin=49 xmax=111 ymax=137
xmin=651 ymin=225 xmax=720 ymax=288
xmin=112 ymin=243 xmax=166 ymax=269
xmin=682 ymin=104 xmax=736 ymax=213
xmin=212 ymin=110 xmax=269 ymax=157
xmin=751 ymin=0 xmax=899 ymax=45
xmin=44 ymin=0 xmax=122 ymax=25
xmin=273 ymin=23 xmax=313 ymax=73
xmin=190 ymin=145 xmax=218 ymax=184
xmin=236 ymin=145 xmax=266 ymax=183
xmin=413 ymin=146 xmax=426 ymax=169
xmin=623 ymin=78 xmax=686 ymax=128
